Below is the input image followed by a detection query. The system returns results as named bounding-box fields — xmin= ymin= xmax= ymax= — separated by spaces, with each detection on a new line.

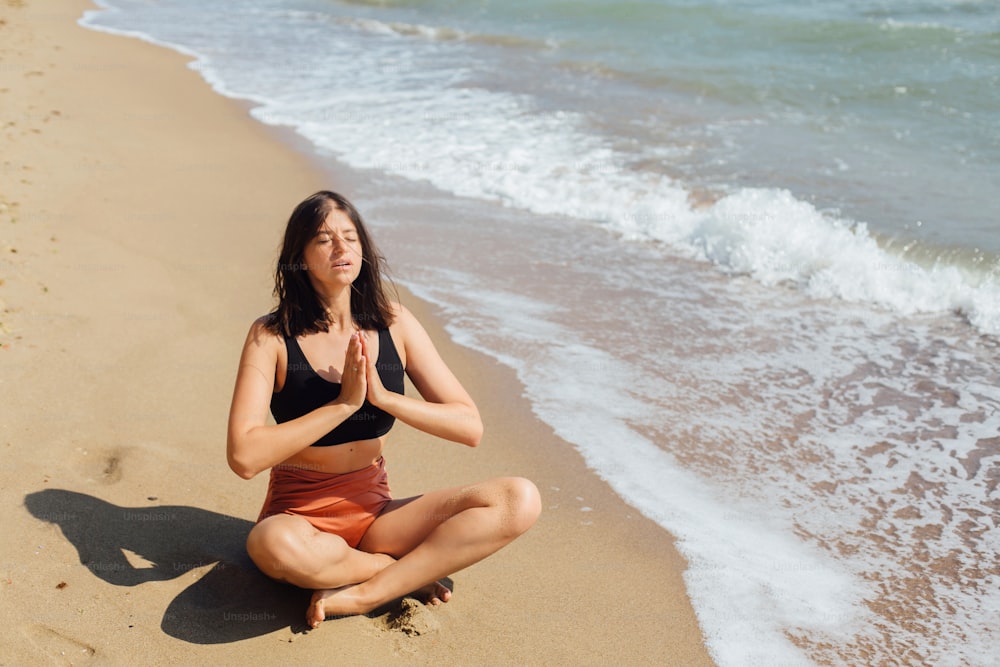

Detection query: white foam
xmin=686 ymin=188 xmax=1000 ymax=326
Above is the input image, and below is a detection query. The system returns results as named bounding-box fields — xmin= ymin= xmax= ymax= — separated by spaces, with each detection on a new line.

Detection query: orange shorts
xmin=256 ymin=457 xmax=393 ymax=548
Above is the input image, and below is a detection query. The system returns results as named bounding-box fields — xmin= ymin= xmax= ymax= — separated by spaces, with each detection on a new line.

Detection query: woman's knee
xmin=497 ymin=476 xmax=541 ymax=535
xmin=246 ymin=516 xmax=322 ymax=581
xmin=247 ymin=519 xmax=291 ymax=579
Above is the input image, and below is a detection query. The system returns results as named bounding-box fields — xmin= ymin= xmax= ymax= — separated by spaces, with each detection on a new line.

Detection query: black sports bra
xmin=270 ymin=329 xmax=404 ymax=446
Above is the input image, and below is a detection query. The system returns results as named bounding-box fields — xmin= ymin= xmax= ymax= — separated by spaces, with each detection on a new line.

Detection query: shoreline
xmin=1 ymin=1 xmax=714 ymax=665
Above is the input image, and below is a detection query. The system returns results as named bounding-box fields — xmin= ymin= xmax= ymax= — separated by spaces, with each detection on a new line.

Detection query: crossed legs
xmin=245 ymin=476 xmax=541 ymax=627
xmin=246 ymin=513 xmax=393 ymax=590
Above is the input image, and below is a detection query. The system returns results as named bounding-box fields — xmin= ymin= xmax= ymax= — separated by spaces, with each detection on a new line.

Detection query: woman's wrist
xmin=368 ymin=386 xmax=400 ymax=413
xmin=329 ymin=396 xmax=363 ymax=416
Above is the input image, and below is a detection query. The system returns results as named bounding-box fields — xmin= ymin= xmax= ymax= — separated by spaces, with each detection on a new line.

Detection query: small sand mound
xmin=381 ymin=598 xmax=440 ymax=636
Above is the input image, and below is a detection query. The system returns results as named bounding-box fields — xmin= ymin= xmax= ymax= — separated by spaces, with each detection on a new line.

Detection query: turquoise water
xmin=82 ymin=1 xmax=1000 ymax=664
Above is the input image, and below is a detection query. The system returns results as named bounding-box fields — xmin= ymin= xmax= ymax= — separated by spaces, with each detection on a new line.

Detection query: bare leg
xmin=247 ymin=514 xmax=394 ymax=590
xmin=308 ymin=476 xmax=540 ymax=627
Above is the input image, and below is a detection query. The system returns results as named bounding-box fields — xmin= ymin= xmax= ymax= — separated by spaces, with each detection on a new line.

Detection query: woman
xmin=227 ymin=191 xmax=540 ymax=628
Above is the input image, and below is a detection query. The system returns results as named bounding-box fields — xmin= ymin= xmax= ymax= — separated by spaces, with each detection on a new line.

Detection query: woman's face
xmin=303 ymin=208 xmax=364 ymax=290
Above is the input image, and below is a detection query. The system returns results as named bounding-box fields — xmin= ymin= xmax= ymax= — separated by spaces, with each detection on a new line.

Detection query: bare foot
xmin=307 ymin=584 xmax=368 ymax=628
xmin=305 ymin=551 xmax=397 ymax=627
xmin=306 ymin=580 xmax=453 ymax=628
xmin=412 ymin=580 xmax=452 ymax=606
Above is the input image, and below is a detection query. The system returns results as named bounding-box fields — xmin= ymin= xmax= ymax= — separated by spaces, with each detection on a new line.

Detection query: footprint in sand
xmin=78 ymin=448 xmax=124 ymax=484
xmin=24 ymin=624 xmax=97 ymax=664
xmin=102 ymin=454 xmax=121 ymax=483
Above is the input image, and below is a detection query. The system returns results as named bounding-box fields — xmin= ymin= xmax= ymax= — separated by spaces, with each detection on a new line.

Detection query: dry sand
xmin=0 ymin=1 xmax=714 ymax=664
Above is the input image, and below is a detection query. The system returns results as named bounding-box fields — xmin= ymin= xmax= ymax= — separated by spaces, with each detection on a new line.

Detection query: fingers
xmin=356 ymin=330 xmax=372 ymax=364
xmin=339 ymin=332 xmax=368 ymax=406
xmin=357 ymin=331 xmax=387 ymax=404
xmin=346 ymin=332 xmax=366 ymax=370
xmin=354 ymin=333 xmax=367 ymax=377
xmin=355 ymin=331 xmax=375 ymax=377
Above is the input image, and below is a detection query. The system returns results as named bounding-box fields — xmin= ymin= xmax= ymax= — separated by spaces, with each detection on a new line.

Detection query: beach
xmin=0 ymin=1 xmax=713 ymax=665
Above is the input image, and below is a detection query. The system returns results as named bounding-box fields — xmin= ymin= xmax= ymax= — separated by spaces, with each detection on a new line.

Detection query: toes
xmin=408 ymin=581 xmax=452 ymax=606
xmin=422 ymin=582 xmax=450 ymax=606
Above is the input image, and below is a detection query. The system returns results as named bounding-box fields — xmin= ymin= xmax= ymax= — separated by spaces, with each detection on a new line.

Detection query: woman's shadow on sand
xmin=24 ymin=488 xmax=312 ymax=643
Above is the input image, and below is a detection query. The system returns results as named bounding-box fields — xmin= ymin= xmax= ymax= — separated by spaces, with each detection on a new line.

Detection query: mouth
xmin=332 ymin=261 xmax=351 ymax=269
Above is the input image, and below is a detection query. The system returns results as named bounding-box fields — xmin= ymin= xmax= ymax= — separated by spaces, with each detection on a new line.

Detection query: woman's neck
xmin=316 ymin=289 xmax=354 ymax=332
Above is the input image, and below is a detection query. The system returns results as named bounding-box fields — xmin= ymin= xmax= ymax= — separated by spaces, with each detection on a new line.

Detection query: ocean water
xmin=81 ymin=1 xmax=999 ymax=665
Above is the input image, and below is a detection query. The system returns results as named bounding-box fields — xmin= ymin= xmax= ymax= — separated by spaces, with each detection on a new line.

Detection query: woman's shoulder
xmin=385 ymin=302 xmax=425 ymax=348
xmin=245 ymin=314 xmax=285 ymax=349
xmin=387 ymin=301 xmax=419 ymax=330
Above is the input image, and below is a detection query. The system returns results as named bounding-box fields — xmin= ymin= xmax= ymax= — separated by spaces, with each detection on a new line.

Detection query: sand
xmin=0 ymin=1 xmax=714 ymax=664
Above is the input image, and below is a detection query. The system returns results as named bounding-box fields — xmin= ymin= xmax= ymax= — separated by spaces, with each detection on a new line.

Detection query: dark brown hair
xmin=266 ymin=191 xmax=397 ymax=337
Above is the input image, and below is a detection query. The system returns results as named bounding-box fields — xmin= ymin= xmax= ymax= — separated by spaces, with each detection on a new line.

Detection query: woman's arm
xmin=363 ymin=305 xmax=483 ymax=447
xmin=226 ymin=319 xmax=368 ymax=479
